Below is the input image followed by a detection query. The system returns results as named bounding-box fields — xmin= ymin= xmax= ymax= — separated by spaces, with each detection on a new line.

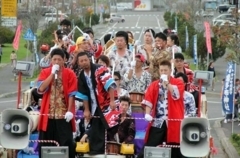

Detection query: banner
xmin=12 ymin=20 xmax=22 ymax=50
xmin=204 ymin=21 xmax=212 ymax=54
xmin=222 ymin=62 xmax=236 ymax=114
xmin=193 ymin=34 xmax=198 ymax=65
xmin=185 ymin=26 xmax=189 ymax=49
xmin=134 ymin=0 xmax=151 ymax=11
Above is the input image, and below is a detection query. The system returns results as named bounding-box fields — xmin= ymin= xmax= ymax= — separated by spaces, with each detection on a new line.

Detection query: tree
xmin=164 ymin=11 xmax=226 ymax=70
xmin=212 ymin=10 xmax=240 ymax=64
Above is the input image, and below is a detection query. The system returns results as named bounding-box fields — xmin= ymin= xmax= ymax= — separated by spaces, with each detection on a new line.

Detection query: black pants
xmin=88 ymin=117 xmax=106 ymax=154
xmin=137 ymin=122 xmax=186 ymax=158
xmin=38 ymin=119 xmax=74 ymax=158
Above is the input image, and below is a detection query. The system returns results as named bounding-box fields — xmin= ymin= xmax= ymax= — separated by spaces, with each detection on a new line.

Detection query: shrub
xmin=0 ymin=26 xmax=15 ymax=44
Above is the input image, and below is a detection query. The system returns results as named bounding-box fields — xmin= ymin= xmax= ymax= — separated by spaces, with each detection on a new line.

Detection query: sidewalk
xmin=0 ymin=63 xmax=30 ymax=98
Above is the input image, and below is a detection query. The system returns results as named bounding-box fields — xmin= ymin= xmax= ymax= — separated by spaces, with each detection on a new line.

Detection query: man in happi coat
xmin=137 ymin=60 xmax=185 ymax=158
xmin=37 ymin=48 xmax=77 ymax=158
xmin=75 ymin=52 xmax=119 ymax=155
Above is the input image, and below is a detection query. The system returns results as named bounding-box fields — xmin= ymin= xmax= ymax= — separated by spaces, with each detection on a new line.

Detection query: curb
xmin=0 ymin=86 xmax=29 ymax=99
xmin=213 ymin=120 xmax=240 ymax=158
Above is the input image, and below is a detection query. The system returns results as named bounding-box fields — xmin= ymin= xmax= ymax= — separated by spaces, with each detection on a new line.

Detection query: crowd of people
xmin=33 ymin=19 xmax=200 ymax=158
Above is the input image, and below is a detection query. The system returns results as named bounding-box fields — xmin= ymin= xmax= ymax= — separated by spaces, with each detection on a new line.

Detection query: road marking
xmin=135 ymin=16 xmax=140 ymax=27
xmin=99 ymin=22 xmax=118 ymax=40
xmin=0 ymin=100 xmax=17 ymax=103
xmin=155 ymin=15 xmax=162 ymax=32
xmin=208 ymin=117 xmax=224 ymax=121
xmin=208 ymin=101 xmax=221 ymax=104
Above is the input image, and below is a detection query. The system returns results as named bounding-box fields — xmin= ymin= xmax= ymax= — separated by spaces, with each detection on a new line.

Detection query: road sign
xmin=1 ymin=17 xmax=17 ymax=27
xmin=1 ymin=0 xmax=17 ymax=26
xmin=23 ymin=29 xmax=36 ymax=41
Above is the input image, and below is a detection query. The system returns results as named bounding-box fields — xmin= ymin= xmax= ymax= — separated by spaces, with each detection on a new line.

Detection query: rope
xmin=158 ymin=144 xmax=180 ymax=148
xmin=29 ymin=140 xmax=60 ymax=146
xmin=28 ymin=113 xmax=183 ymax=121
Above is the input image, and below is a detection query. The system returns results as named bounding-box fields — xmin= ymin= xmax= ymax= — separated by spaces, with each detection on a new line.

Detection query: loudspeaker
xmin=0 ymin=109 xmax=30 ymax=149
xmin=180 ymin=117 xmax=210 ymax=157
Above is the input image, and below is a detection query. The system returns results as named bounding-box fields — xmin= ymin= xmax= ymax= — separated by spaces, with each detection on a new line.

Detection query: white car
xmin=212 ymin=14 xmax=234 ymax=24
xmin=105 ymin=13 xmax=125 ymax=23
xmin=45 ymin=13 xmax=68 ymax=24
xmin=213 ymin=19 xmax=236 ymax=27
xmin=117 ymin=6 xmax=128 ymax=11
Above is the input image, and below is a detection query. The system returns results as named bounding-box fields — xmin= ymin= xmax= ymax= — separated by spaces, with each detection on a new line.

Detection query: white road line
xmin=155 ymin=15 xmax=162 ymax=32
xmin=135 ymin=16 xmax=140 ymax=27
xmin=208 ymin=101 xmax=221 ymax=104
xmin=208 ymin=117 xmax=224 ymax=121
xmin=0 ymin=100 xmax=17 ymax=103
xmin=99 ymin=22 xmax=118 ymax=40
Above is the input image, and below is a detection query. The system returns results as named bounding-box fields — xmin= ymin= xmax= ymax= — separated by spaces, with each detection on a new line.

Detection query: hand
xmin=80 ymin=134 xmax=88 ymax=143
xmin=65 ymin=111 xmax=73 ymax=122
xmin=160 ymin=74 xmax=168 ymax=82
xmin=110 ymin=100 xmax=116 ymax=110
xmin=83 ymin=33 xmax=91 ymax=40
xmin=84 ymin=110 xmax=91 ymax=122
xmin=134 ymin=40 xmax=140 ymax=46
xmin=144 ymin=113 xmax=153 ymax=122
xmin=130 ymin=61 xmax=136 ymax=69
xmin=51 ymin=64 xmax=59 ymax=74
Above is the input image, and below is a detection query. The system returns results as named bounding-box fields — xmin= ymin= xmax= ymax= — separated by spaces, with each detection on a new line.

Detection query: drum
xmin=106 ymin=141 xmax=121 ymax=155
xmin=129 ymin=92 xmax=144 ymax=113
xmin=129 ymin=92 xmax=144 ymax=104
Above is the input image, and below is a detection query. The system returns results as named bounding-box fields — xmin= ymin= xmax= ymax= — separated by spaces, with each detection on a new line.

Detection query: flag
xmin=175 ymin=16 xmax=178 ymax=33
xmin=193 ymin=34 xmax=198 ymax=65
xmin=204 ymin=21 xmax=212 ymax=54
xmin=222 ymin=62 xmax=236 ymax=114
xmin=185 ymin=26 xmax=189 ymax=49
xmin=12 ymin=20 xmax=22 ymax=50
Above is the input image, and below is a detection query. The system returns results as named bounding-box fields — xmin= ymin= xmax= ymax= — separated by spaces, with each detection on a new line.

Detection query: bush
xmin=103 ymin=13 xmax=110 ymax=19
xmin=38 ymin=22 xmax=59 ymax=48
xmin=231 ymin=133 xmax=240 ymax=155
xmin=84 ymin=13 xmax=100 ymax=26
xmin=0 ymin=26 xmax=15 ymax=44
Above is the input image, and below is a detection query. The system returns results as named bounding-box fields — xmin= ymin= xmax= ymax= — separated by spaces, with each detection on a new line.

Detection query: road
xmin=0 ymin=11 xmax=228 ymax=157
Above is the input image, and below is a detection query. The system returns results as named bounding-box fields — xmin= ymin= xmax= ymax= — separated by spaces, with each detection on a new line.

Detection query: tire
xmin=110 ymin=19 xmax=113 ymax=23
xmin=121 ymin=19 xmax=125 ymax=23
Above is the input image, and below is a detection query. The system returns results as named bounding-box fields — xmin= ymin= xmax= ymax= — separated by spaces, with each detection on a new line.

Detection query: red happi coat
xmin=142 ymin=78 xmax=185 ymax=143
xmin=37 ymin=67 xmax=77 ymax=132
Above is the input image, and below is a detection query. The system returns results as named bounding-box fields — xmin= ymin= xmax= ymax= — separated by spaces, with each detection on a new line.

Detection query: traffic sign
xmin=1 ymin=0 xmax=17 ymax=26
xmin=23 ymin=29 xmax=36 ymax=41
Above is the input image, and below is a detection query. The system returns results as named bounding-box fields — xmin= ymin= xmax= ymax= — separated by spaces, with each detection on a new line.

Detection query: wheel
xmin=110 ymin=19 xmax=113 ymax=23
xmin=121 ymin=19 xmax=125 ymax=23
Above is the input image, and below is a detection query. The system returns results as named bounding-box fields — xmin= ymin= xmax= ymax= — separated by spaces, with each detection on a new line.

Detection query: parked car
xmin=105 ymin=13 xmax=125 ymax=23
xmin=213 ymin=19 xmax=236 ymax=27
xmin=45 ymin=13 xmax=68 ymax=24
xmin=217 ymin=4 xmax=235 ymax=13
xmin=212 ymin=13 xmax=234 ymax=24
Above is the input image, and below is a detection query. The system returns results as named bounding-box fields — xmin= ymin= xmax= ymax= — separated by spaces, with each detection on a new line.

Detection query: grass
xmin=1 ymin=37 xmax=28 ymax=63
xmin=231 ymin=134 xmax=240 ymax=156
xmin=1 ymin=29 xmax=42 ymax=64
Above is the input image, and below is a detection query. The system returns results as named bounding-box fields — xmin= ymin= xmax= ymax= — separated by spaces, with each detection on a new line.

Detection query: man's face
xmin=159 ymin=65 xmax=171 ymax=77
xmin=78 ymin=40 xmax=89 ymax=51
xmin=78 ymin=55 xmax=90 ymax=70
xmin=155 ymin=37 xmax=166 ymax=49
xmin=174 ymin=58 xmax=184 ymax=69
xmin=135 ymin=57 xmax=143 ymax=67
xmin=51 ymin=55 xmax=64 ymax=67
xmin=115 ymin=37 xmax=126 ymax=49
xmin=120 ymin=101 xmax=129 ymax=113
xmin=144 ymin=32 xmax=152 ymax=43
